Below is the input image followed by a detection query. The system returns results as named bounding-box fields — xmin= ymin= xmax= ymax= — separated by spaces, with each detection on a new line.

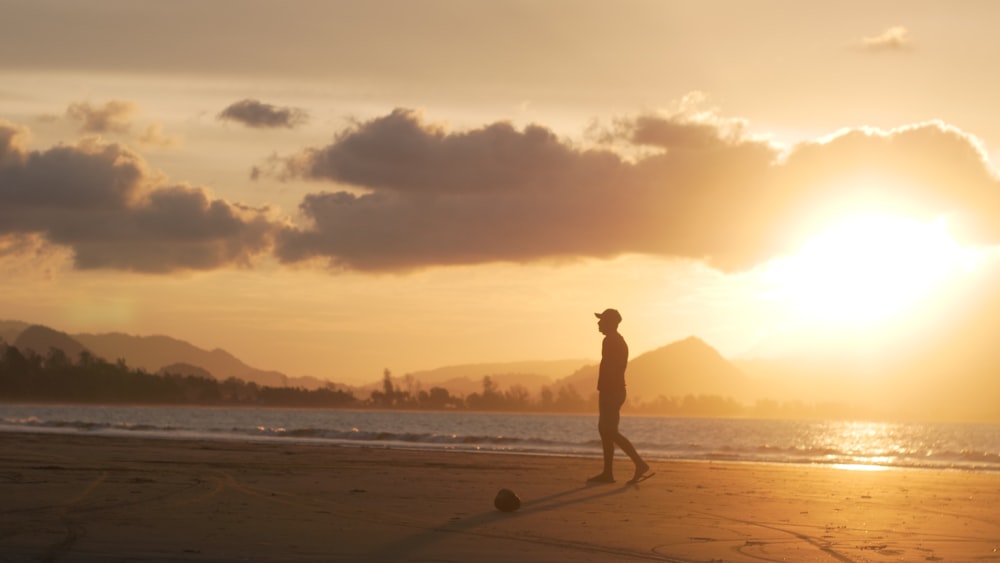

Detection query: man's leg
xmin=609 ymin=390 xmax=649 ymax=482
xmin=614 ymin=433 xmax=650 ymax=481
xmin=589 ymin=392 xmax=620 ymax=482
xmin=600 ymin=422 xmax=616 ymax=474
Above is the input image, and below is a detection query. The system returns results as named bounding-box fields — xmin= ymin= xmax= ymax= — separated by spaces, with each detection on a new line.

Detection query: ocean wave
xmin=245 ymin=425 xmax=562 ymax=448
xmin=2 ymin=406 xmax=998 ymax=472
xmin=1 ymin=416 xmax=174 ymax=434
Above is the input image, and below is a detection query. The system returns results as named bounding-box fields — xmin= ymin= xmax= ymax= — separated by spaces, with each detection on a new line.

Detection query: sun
xmin=763 ymin=213 xmax=978 ymax=328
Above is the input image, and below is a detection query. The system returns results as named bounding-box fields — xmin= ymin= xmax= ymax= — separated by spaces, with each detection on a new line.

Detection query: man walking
xmin=588 ymin=308 xmax=651 ymax=484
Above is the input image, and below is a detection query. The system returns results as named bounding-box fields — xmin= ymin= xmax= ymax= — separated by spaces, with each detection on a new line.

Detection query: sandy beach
xmin=1 ymin=432 xmax=998 ymax=562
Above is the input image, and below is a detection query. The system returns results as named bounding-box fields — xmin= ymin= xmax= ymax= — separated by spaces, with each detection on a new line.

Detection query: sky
xmin=3 ymin=0 xmax=1000 ymax=385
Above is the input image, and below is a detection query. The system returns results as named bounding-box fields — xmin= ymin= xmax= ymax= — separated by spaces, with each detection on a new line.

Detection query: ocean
xmin=1 ymin=403 xmax=997 ymax=472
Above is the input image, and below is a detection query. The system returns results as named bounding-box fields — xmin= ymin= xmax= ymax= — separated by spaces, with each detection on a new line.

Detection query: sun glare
xmin=764 ymin=214 xmax=978 ymax=328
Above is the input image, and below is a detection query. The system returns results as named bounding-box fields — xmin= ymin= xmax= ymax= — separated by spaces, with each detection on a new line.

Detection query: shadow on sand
xmin=369 ymin=481 xmax=630 ymax=560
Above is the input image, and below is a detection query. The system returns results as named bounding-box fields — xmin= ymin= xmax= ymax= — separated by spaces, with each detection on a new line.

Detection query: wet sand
xmin=1 ymin=431 xmax=998 ymax=562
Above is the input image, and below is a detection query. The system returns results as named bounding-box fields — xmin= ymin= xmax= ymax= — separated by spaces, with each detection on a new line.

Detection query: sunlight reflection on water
xmin=1 ymin=404 xmax=997 ymax=471
xmin=831 ymin=463 xmax=890 ymax=472
xmin=809 ymin=421 xmax=919 ymax=468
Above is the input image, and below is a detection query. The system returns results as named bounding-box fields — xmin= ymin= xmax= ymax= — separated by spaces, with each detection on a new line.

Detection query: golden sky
xmin=3 ymin=1 xmax=1000 ymax=385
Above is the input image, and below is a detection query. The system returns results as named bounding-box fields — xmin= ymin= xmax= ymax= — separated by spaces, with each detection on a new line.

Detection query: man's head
xmin=595 ymin=308 xmax=622 ymax=334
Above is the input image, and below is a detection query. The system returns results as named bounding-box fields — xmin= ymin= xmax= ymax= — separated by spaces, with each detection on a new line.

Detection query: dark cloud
xmin=271 ymin=109 xmax=614 ymax=193
xmin=10 ymin=108 xmax=995 ymax=276
xmin=266 ymin=109 xmax=1000 ymax=273
xmin=267 ymin=109 xmax=778 ymax=271
xmin=66 ymin=100 xmax=136 ymax=134
xmin=218 ymin=99 xmax=308 ymax=129
xmin=0 ymin=121 xmax=278 ymax=273
xmin=594 ymin=113 xmax=733 ymax=150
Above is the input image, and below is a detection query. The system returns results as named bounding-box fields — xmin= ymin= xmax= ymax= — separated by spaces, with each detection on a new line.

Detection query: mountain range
xmin=3 ymin=313 xmax=999 ymax=422
xmin=0 ymin=319 xmax=750 ymax=402
xmin=2 ymin=321 xmax=326 ymax=389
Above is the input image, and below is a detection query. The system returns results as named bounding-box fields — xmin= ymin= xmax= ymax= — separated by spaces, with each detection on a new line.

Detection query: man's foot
xmin=587 ymin=472 xmax=615 ymax=484
xmin=627 ymin=462 xmax=652 ymax=485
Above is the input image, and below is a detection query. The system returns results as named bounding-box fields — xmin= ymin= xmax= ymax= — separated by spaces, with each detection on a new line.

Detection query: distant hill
xmin=381 ymin=360 xmax=590 ymax=397
xmin=0 ymin=322 xmax=323 ymax=390
xmin=554 ymin=336 xmax=752 ymax=402
xmin=1 ymin=320 xmax=751 ymax=403
xmin=8 ymin=308 xmax=998 ymax=421
xmin=73 ymin=332 xmax=291 ymax=388
xmin=408 ymin=360 xmax=590 ymax=384
xmin=13 ymin=325 xmax=89 ymax=360
xmin=0 ymin=320 xmax=30 ymax=346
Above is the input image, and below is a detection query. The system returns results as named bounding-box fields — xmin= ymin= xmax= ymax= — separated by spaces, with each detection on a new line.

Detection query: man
xmin=588 ymin=308 xmax=651 ymax=484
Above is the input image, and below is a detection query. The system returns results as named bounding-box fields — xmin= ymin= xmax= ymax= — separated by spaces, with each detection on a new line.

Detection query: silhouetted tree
xmin=503 ymin=384 xmax=531 ymax=411
xmin=0 ymin=343 xmax=361 ymax=408
xmin=370 ymin=368 xmax=402 ymax=408
xmin=552 ymin=384 xmax=590 ymax=412
xmin=538 ymin=386 xmax=554 ymax=411
xmin=417 ymin=386 xmax=458 ymax=410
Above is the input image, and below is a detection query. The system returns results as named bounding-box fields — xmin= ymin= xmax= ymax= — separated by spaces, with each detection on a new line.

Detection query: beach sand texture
xmin=1 ymin=432 xmax=998 ymax=562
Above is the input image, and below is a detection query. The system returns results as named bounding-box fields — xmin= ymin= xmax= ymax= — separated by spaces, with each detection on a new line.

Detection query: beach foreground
xmin=1 ymin=432 xmax=997 ymax=562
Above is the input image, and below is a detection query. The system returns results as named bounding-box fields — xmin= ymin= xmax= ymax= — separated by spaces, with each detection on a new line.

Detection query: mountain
xmin=73 ymin=332 xmax=291 ymax=387
xmin=13 ymin=325 xmax=89 ymax=360
xmin=8 ymin=310 xmax=996 ymax=421
xmin=385 ymin=360 xmax=590 ymax=397
xmin=0 ymin=320 xmax=750 ymax=404
xmin=554 ymin=336 xmax=752 ymax=402
xmin=408 ymin=360 xmax=590 ymax=384
xmin=0 ymin=320 xmax=30 ymax=346
xmin=0 ymin=322 xmax=317 ymax=389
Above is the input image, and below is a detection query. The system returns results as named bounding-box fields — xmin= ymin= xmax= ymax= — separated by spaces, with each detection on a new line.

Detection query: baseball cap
xmin=594 ymin=308 xmax=622 ymax=323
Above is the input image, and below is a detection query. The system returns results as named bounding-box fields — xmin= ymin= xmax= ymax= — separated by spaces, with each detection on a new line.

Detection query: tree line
xmin=0 ymin=344 xmax=626 ymax=412
xmin=0 ymin=343 xmax=864 ymax=418
xmin=0 ymin=344 xmax=356 ymax=408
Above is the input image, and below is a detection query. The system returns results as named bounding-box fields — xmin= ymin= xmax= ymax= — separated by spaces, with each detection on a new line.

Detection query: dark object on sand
xmin=494 ymin=488 xmax=521 ymax=512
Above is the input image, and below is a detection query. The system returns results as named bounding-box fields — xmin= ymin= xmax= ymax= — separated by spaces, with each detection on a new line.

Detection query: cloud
xmin=268 ymin=109 xmax=609 ymax=192
xmin=588 ymin=109 xmax=751 ymax=158
xmin=772 ymin=123 xmax=1000 ymax=242
xmin=66 ymin=100 xmax=137 ymax=134
xmin=63 ymin=100 xmax=178 ymax=148
xmin=0 ymin=121 xmax=30 ymax=166
xmin=264 ymin=109 xmax=1000 ymax=273
xmin=0 ymin=121 xmax=279 ymax=273
xmin=218 ymin=99 xmax=309 ymax=129
xmin=860 ymin=26 xmax=912 ymax=52
xmin=8 ymin=106 xmax=999 ymax=277
xmin=0 ymin=232 xmax=71 ymax=279
xmin=137 ymin=123 xmax=181 ymax=149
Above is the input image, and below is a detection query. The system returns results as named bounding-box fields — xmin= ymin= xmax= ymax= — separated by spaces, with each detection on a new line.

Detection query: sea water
xmin=1 ymin=403 xmax=997 ymax=472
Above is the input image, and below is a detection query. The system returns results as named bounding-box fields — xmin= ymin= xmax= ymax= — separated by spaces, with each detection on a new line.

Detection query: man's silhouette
xmin=588 ymin=308 xmax=651 ymax=484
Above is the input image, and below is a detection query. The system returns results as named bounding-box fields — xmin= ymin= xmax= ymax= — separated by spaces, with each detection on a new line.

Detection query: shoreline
xmin=2 ymin=425 xmax=998 ymax=475
xmin=5 ymin=403 xmax=999 ymax=475
xmin=2 ymin=431 xmax=999 ymax=562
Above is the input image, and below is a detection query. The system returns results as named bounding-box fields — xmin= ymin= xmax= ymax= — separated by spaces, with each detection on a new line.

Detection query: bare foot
xmin=630 ymin=461 xmax=650 ymax=483
xmin=587 ymin=472 xmax=615 ymax=483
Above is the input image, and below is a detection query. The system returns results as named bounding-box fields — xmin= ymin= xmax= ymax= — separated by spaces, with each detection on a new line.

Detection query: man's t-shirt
xmin=597 ymin=332 xmax=628 ymax=392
